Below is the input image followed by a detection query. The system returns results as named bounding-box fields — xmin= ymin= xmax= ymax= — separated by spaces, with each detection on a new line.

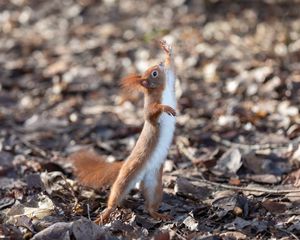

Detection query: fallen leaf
xmin=26 ymin=174 xmax=44 ymax=189
xmin=31 ymin=222 xmax=72 ymax=240
xmin=174 ymin=178 xmax=211 ymax=200
xmin=0 ymin=197 xmax=15 ymax=210
xmin=152 ymin=231 xmax=170 ymax=240
xmin=212 ymin=148 xmax=242 ymax=177
xmin=32 ymin=218 xmax=114 ymax=240
xmin=243 ymin=152 xmax=291 ymax=175
xmin=72 ymin=218 xmax=111 ymax=240
xmin=182 ymin=216 xmax=199 ymax=231
xmin=6 ymin=194 xmax=55 ymax=223
xmin=224 ymin=217 xmax=251 ymax=230
xmin=248 ymin=174 xmax=281 ymax=184
xmin=15 ymin=215 xmax=35 ymax=233
xmin=220 ymin=231 xmax=247 ymax=239
xmin=286 ymin=192 xmax=300 ymax=202
xmin=262 ymin=200 xmax=287 ymax=214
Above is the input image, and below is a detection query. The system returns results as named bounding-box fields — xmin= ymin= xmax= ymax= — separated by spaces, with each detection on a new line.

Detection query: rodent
xmin=70 ymin=40 xmax=177 ymax=224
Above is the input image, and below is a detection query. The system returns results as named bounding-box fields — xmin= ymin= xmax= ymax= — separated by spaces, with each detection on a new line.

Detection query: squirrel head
xmin=121 ymin=63 xmax=166 ymax=95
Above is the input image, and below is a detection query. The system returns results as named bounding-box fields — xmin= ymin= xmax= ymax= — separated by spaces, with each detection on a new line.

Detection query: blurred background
xmin=1 ymin=0 xmax=300 ymax=238
xmin=1 ymin=0 xmax=300 ymax=165
xmin=1 ymin=0 xmax=300 ymax=155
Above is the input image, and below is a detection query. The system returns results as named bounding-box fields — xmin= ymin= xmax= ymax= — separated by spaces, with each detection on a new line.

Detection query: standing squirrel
xmin=71 ymin=40 xmax=177 ymax=224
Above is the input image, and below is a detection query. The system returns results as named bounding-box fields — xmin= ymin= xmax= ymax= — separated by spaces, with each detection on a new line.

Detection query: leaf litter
xmin=1 ymin=0 xmax=300 ymax=239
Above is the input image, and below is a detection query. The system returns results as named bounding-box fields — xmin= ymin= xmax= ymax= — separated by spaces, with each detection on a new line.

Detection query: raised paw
xmin=149 ymin=211 xmax=173 ymax=221
xmin=162 ymin=105 xmax=176 ymax=116
xmin=160 ymin=40 xmax=172 ymax=56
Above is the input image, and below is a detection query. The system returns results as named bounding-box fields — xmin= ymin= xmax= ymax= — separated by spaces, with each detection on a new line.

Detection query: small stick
xmin=211 ymin=134 xmax=300 ymax=151
xmin=87 ymin=203 xmax=91 ymax=221
xmin=278 ymin=228 xmax=300 ymax=240
xmin=184 ymin=176 xmax=300 ymax=194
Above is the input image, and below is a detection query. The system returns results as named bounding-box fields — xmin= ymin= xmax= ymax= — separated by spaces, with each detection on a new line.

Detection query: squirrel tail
xmin=70 ymin=150 xmax=123 ymax=189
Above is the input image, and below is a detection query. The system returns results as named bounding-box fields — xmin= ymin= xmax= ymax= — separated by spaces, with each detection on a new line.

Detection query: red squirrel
xmin=71 ymin=40 xmax=177 ymax=224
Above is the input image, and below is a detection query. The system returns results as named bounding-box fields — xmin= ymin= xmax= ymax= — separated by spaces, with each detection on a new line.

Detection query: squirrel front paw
xmin=162 ymin=105 xmax=176 ymax=116
xmin=160 ymin=40 xmax=172 ymax=56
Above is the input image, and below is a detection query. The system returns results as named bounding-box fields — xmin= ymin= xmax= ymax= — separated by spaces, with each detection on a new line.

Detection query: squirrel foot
xmin=149 ymin=210 xmax=172 ymax=221
xmin=94 ymin=207 xmax=114 ymax=225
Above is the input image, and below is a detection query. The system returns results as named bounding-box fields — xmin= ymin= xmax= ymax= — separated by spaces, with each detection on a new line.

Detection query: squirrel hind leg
xmin=141 ymin=166 xmax=172 ymax=221
xmin=96 ymin=166 xmax=138 ymax=223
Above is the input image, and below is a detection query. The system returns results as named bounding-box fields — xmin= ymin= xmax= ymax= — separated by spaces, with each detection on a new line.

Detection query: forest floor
xmin=1 ymin=0 xmax=300 ymax=239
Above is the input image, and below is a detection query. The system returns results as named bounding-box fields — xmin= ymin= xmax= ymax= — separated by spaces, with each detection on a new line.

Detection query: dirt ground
xmin=1 ymin=0 xmax=300 ymax=239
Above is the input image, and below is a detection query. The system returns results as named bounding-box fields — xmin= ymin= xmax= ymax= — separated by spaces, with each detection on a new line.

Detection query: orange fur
xmin=71 ymin=150 xmax=123 ymax=189
xmin=148 ymin=103 xmax=176 ymax=123
xmin=120 ymin=74 xmax=145 ymax=94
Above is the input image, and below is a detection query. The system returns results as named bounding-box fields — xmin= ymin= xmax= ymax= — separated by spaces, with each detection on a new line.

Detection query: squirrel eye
xmin=151 ymin=70 xmax=158 ymax=78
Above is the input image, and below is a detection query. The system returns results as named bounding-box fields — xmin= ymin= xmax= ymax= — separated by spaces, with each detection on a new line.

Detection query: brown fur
xmin=120 ymin=74 xmax=145 ymax=95
xmin=71 ymin=150 xmax=123 ymax=189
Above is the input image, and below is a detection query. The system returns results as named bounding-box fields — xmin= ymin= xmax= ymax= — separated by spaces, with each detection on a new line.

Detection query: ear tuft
xmin=120 ymin=74 xmax=143 ymax=93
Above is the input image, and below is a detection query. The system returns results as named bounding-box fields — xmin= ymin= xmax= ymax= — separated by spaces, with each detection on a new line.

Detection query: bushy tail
xmin=70 ymin=150 xmax=123 ymax=189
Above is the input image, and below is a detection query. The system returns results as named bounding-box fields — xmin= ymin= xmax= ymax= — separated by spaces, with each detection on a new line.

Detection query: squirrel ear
xmin=120 ymin=74 xmax=144 ymax=92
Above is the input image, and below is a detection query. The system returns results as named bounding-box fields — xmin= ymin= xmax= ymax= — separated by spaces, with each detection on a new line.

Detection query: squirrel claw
xmin=163 ymin=105 xmax=176 ymax=116
xmin=94 ymin=207 xmax=114 ymax=225
xmin=94 ymin=217 xmax=103 ymax=225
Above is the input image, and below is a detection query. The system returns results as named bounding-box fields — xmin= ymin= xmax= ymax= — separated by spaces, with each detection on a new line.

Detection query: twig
xmin=87 ymin=203 xmax=91 ymax=221
xmin=19 ymin=138 xmax=47 ymax=157
xmin=185 ymin=176 xmax=300 ymax=194
xmin=211 ymin=134 xmax=300 ymax=151
xmin=278 ymin=228 xmax=300 ymax=240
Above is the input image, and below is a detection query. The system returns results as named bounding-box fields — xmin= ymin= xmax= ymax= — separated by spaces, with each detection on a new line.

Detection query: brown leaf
xmin=153 ymin=231 xmax=170 ymax=240
xmin=262 ymin=200 xmax=287 ymax=214
xmin=248 ymin=174 xmax=281 ymax=184
xmin=212 ymin=148 xmax=242 ymax=177
xmin=174 ymin=178 xmax=211 ymax=200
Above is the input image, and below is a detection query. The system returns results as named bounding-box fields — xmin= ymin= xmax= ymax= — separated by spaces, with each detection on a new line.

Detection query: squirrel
xmin=71 ymin=40 xmax=177 ymax=224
